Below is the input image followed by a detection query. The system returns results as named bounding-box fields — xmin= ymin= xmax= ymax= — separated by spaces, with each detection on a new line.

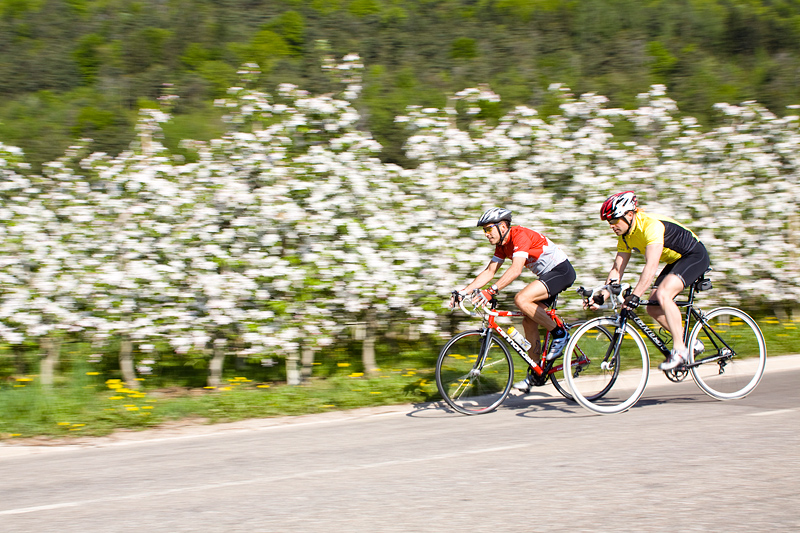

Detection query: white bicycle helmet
xmin=476 ymin=207 xmax=512 ymax=227
xmin=600 ymin=191 xmax=637 ymax=220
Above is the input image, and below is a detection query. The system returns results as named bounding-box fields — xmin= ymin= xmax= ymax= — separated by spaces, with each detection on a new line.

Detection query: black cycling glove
xmin=623 ymin=293 xmax=640 ymax=309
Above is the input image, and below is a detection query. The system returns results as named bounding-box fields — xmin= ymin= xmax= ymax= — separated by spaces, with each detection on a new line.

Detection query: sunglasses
xmin=607 ymin=217 xmax=622 ymax=225
xmin=482 ymin=224 xmax=498 ymax=234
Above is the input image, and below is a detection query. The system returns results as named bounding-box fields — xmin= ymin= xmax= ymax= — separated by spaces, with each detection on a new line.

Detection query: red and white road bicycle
xmin=435 ymin=295 xmax=614 ymax=415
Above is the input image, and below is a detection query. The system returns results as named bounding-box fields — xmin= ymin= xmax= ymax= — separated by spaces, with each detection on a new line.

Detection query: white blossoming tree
xmin=0 ymin=56 xmax=798 ymax=389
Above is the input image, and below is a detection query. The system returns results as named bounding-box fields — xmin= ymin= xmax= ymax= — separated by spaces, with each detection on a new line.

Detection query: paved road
xmin=1 ymin=356 xmax=799 ymax=532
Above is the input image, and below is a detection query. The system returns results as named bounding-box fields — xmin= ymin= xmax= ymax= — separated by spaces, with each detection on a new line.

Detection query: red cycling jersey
xmin=492 ymin=226 xmax=568 ymax=276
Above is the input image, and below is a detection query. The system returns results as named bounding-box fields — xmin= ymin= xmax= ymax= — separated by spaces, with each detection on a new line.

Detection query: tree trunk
xmin=300 ymin=345 xmax=315 ymax=382
xmin=39 ymin=336 xmax=61 ymax=387
xmin=286 ymin=348 xmax=300 ymax=386
xmin=14 ymin=345 xmax=26 ymax=374
xmin=208 ymin=340 xmax=226 ymax=388
xmin=119 ymin=336 xmax=139 ymax=390
xmin=362 ymin=308 xmax=378 ymax=376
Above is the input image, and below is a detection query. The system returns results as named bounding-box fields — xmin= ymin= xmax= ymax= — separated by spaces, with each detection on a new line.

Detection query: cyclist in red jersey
xmin=450 ymin=207 xmax=577 ymax=392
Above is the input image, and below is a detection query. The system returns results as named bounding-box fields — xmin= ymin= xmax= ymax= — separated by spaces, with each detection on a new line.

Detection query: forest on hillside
xmin=2 ymin=0 xmax=800 ymax=169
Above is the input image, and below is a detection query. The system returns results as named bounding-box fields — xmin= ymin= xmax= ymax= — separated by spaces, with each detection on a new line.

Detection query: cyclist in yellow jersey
xmin=595 ymin=191 xmax=711 ymax=370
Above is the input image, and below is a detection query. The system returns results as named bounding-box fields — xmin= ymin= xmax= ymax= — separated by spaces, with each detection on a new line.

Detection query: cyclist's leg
xmin=512 ymin=283 xmax=550 ymax=391
xmin=650 ymin=275 xmax=686 ymax=350
xmin=521 ymin=314 xmax=542 ymax=360
xmin=649 ymin=244 xmax=711 ymax=353
xmin=514 ymin=280 xmax=555 ymax=330
xmin=536 ymin=260 xmax=576 ymax=358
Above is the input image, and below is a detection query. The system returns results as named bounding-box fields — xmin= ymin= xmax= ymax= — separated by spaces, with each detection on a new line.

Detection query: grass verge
xmin=0 ymin=365 xmax=437 ymax=440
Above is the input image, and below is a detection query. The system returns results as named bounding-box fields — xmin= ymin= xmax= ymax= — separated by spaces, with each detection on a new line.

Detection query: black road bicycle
xmin=564 ymin=270 xmax=767 ymax=414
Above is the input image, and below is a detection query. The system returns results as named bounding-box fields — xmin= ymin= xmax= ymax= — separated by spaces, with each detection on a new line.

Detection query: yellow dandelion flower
xmin=142 ymin=406 xmax=154 ymax=410
xmin=106 ymin=379 xmax=121 ymax=384
xmin=204 ymin=386 xmax=216 ymax=389
xmin=16 ymin=377 xmax=32 ymax=382
xmin=220 ymin=387 xmax=231 ymax=391
xmin=370 ymin=391 xmax=382 ymax=395
xmin=257 ymin=385 xmax=270 ymax=388
xmin=108 ymin=396 xmax=124 ymax=400
xmin=337 ymin=362 xmax=351 ymax=367
xmin=126 ymin=406 xmax=139 ymax=411
xmin=57 ymin=422 xmax=71 ymax=426
xmin=349 ymin=372 xmax=364 ymax=378
xmin=72 ymin=424 xmax=85 ymax=427
xmin=10 ymin=434 xmax=21 ymax=437
xmin=85 ymin=372 xmax=100 ymax=376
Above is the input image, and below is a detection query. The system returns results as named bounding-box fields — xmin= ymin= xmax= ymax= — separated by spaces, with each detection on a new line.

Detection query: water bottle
xmin=507 ymin=326 xmax=531 ymax=351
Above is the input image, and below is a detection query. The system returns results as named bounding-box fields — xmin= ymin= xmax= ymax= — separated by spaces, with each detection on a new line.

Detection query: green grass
xmin=1 ymin=314 xmax=797 ymax=440
xmin=0 ymin=361 xmax=438 ymax=440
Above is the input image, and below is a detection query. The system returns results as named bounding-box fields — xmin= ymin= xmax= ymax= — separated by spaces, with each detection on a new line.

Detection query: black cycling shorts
xmin=655 ymin=241 xmax=711 ymax=289
xmin=539 ymin=260 xmax=577 ymax=308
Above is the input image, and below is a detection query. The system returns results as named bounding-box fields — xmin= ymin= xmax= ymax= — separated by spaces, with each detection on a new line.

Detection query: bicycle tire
xmin=688 ymin=307 xmax=766 ymax=400
xmin=435 ymin=330 xmax=514 ymax=415
xmin=550 ymin=321 xmax=616 ymax=402
xmin=564 ymin=317 xmax=650 ymax=415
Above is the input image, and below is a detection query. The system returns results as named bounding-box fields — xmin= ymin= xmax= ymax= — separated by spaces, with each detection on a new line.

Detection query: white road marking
xmin=748 ymin=408 xmax=795 ymax=417
xmin=0 ymin=443 xmax=527 ymax=516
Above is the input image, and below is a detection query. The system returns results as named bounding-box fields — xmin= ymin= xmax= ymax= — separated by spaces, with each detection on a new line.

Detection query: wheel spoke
xmin=563 ymin=318 xmax=649 ymax=414
xmin=689 ymin=307 xmax=766 ymax=400
xmin=435 ymin=331 xmax=514 ymax=415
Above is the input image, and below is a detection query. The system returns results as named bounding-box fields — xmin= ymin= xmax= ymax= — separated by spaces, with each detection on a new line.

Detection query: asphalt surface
xmin=1 ymin=355 xmax=798 ymax=532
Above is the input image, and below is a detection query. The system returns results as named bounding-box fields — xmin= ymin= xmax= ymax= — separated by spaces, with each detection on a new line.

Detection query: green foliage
xmin=73 ymin=33 xmax=105 ymax=85
xmin=646 ymin=41 xmax=678 ymax=82
xmin=270 ymin=10 xmax=305 ymax=51
xmin=2 ymin=0 xmax=800 ymax=168
xmin=348 ymin=0 xmax=381 ymax=18
xmin=451 ymin=37 xmax=478 ymax=60
xmin=0 ymin=0 xmax=43 ymax=20
xmin=244 ymin=29 xmax=291 ymax=70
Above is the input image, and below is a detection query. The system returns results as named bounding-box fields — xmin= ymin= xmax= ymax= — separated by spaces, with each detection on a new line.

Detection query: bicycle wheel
xmin=563 ymin=317 xmax=650 ymax=415
xmin=688 ymin=307 xmax=766 ymax=400
xmin=435 ymin=330 xmax=514 ymax=415
xmin=549 ymin=321 xmax=615 ymax=402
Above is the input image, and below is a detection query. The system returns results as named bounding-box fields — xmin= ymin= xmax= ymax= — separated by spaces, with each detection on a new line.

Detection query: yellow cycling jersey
xmin=617 ymin=211 xmax=700 ymax=264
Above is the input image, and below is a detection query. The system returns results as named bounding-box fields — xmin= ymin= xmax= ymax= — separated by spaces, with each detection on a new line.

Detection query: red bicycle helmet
xmin=600 ymin=191 xmax=637 ymax=220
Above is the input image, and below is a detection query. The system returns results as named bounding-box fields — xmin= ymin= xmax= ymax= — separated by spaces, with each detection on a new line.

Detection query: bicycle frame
xmin=461 ymin=299 xmax=570 ymax=380
xmin=610 ymin=280 xmax=740 ymax=371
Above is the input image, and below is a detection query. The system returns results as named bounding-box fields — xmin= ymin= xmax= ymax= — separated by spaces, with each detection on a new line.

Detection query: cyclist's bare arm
xmin=605 ymin=252 xmax=630 ymax=286
xmin=462 ymin=255 xmax=526 ymax=293
xmin=587 ymin=252 xmax=630 ymax=310
xmin=631 ymin=243 xmax=662 ymax=298
xmin=491 ymin=255 xmax=526 ymax=292
xmin=462 ymin=259 xmax=501 ymax=293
